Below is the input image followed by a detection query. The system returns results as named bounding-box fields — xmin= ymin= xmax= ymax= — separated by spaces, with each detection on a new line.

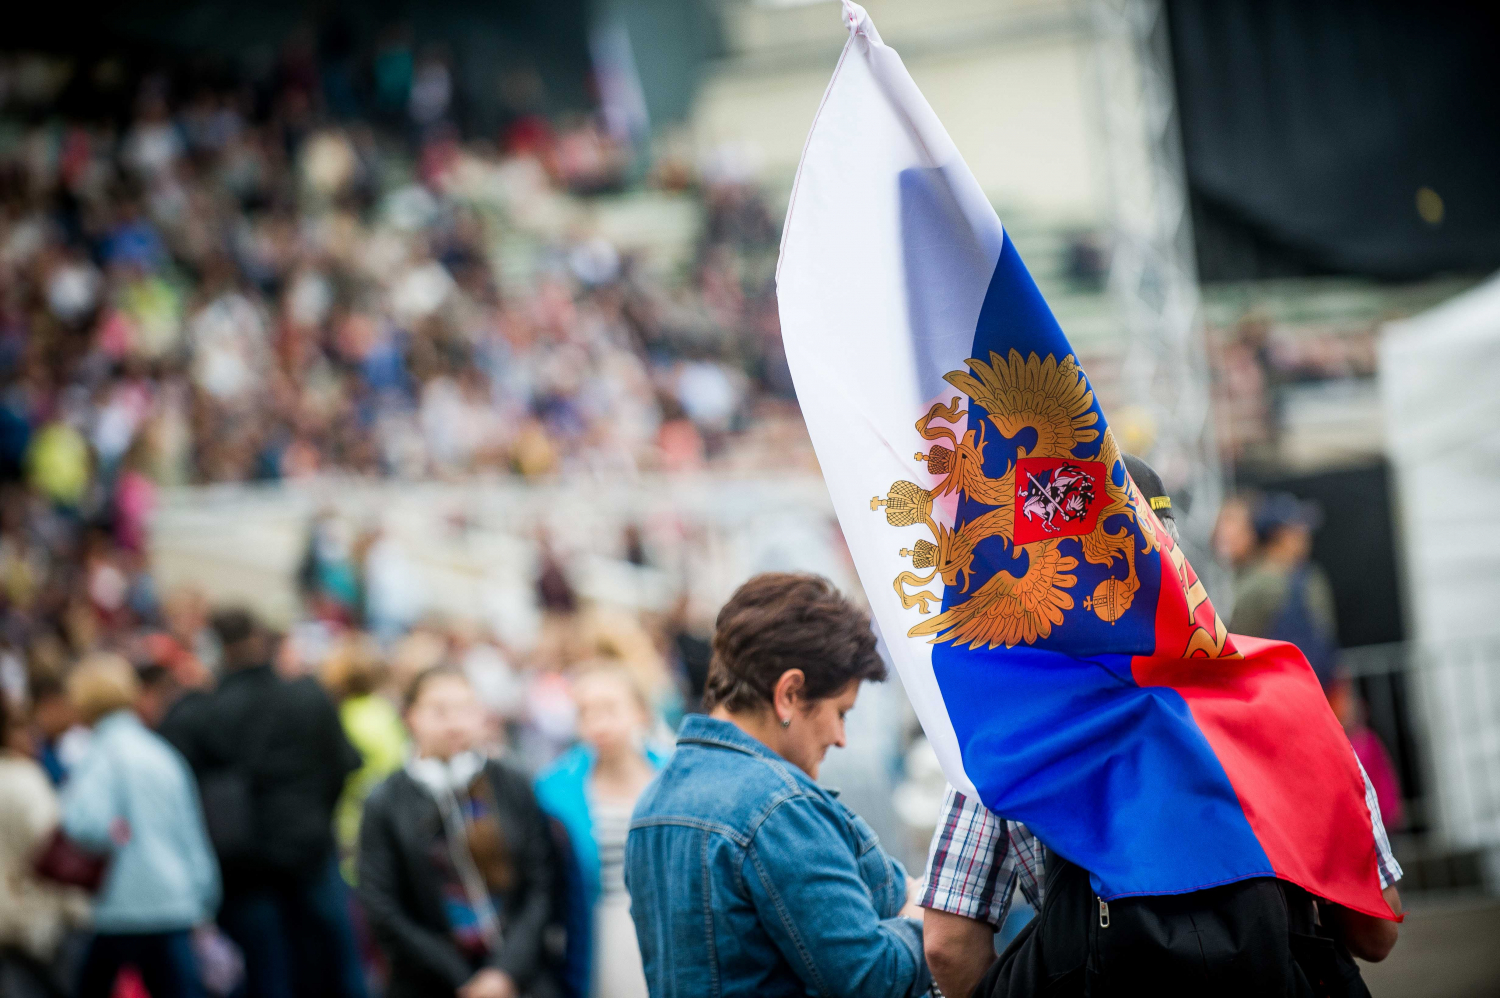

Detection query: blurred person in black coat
xmin=358 ymin=666 xmax=564 ymax=998
xmin=161 ymin=609 xmax=365 ymax=998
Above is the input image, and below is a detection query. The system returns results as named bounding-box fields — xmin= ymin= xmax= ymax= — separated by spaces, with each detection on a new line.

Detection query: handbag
xmin=31 ymin=826 xmax=109 ymax=892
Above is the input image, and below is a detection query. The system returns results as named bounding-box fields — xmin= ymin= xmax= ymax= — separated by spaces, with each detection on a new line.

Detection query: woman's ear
xmin=773 ymin=668 xmax=806 ymax=722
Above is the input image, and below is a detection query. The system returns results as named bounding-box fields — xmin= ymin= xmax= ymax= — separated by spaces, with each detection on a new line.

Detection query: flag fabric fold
xmin=777 ymin=0 xmax=1392 ymax=918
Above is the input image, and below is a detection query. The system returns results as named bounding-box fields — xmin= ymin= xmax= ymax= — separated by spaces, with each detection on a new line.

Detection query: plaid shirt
xmin=921 ymin=761 xmax=1402 ymax=930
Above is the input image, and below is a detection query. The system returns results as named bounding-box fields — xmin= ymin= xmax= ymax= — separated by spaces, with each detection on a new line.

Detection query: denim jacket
xmin=625 ymin=715 xmax=929 ymax=998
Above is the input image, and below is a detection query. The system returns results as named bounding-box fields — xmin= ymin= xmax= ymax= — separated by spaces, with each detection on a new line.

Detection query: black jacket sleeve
xmin=157 ymin=690 xmax=210 ymax=772
xmin=357 ymin=784 xmax=473 ymax=991
xmin=488 ymin=764 xmax=556 ymax=988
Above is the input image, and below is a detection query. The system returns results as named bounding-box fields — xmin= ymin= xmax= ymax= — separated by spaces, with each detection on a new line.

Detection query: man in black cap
xmin=1121 ymin=453 xmax=1179 ymax=543
xmin=918 ymin=458 xmax=1401 ymax=998
xmin=1228 ymin=492 xmax=1339 ymax=688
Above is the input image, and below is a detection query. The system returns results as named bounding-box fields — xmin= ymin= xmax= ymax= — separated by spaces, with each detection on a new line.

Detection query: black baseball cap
xmin=1123 ymin=453 xmax=1174 ymax=525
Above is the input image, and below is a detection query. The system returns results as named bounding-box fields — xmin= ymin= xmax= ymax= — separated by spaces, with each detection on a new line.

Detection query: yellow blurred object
xmin=27 ymin=422 xmax=91 ymax=507
xmin=1111 ymin=405 xmax=1157 ymax=460
xmin=1416 ymin=186 xmax=1444 ymax=226
xmin=512 ymin=419 xmax=559 ymax=478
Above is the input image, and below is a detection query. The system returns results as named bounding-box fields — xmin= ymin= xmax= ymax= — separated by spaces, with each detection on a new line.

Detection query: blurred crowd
xmin=0 ymin=35 xmax=805 ymax=998
xmin=0 ymin=37 xmax=801 ymax=502
xmin=0 ymin=523 xmax=709 ymax=998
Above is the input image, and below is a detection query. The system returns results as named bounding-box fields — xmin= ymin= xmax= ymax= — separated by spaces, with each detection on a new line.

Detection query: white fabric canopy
xmin=1380 ymin=272 xmax=1500 ymax=850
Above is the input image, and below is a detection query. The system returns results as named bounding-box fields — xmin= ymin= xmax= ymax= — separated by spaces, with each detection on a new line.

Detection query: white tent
xmin=1379 ymin=273 xmax=1500 ymax=861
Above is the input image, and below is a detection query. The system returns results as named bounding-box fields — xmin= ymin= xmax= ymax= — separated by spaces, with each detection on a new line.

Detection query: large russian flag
xmin=777 ymin=1 xmax=1394 ymax=918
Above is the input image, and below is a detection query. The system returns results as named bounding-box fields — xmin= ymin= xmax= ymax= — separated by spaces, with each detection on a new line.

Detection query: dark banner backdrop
xmin=1167 ymin=0 xmax=1500 ymax=282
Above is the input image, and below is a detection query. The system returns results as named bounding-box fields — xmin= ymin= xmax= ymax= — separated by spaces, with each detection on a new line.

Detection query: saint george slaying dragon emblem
xmin=870 ymin=348 xmax=1235 ymax=657
xmin=1019 ymin=464 xmax=1095 ymax=532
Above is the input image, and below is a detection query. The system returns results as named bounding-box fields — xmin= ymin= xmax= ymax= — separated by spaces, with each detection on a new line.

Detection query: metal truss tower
xmin=1087 ymin=0 xmax=1227 ymax=594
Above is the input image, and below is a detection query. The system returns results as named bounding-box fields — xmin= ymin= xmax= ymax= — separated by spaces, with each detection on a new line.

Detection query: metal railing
xmin=1342 ymin=638 xmax=1500 ymax=892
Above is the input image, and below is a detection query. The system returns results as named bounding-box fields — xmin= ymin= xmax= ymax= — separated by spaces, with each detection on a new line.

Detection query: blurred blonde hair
xmin=572 ymin=659 xmax=651 ymax=716
xmin=321 ymin=632 xmax=386 ymax=700
xmin=569 ymin=608 xmax=668 ymax=703
xmin=68 ymin=652 xmax=141 ymax=726
xmin=388 ymin=631 xmax=449 ymax=701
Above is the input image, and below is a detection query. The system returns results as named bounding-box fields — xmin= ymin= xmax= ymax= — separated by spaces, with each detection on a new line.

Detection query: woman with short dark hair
xmin=625 ymin=573 xmax=931 ymax=998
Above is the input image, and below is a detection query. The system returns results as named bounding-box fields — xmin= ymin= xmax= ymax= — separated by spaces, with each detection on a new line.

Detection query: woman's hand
xmin=458 ymin=968 xmax=517 ymax=998
xmin=899 ymin=875 xmax=926 ymax=920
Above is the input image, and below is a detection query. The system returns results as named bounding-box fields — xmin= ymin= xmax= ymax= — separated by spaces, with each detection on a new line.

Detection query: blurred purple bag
xmin=31 ymin=827 xmax=109 ymax=892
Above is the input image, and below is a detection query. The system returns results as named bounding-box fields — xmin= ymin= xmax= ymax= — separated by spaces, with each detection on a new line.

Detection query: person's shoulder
xmin=284 ymin=673 xmax=335 ymax=703
xmin=483 ymin=756 xmax=541 ymax=798
xmin=0 ymin=753 xmax=54 ymax=801
xmin=1235 ymin=561 xmax=1288 ymax=594
xmin=536 ymin=743 xmax=591 ymax=791
xmin=159 ymin=688 xmax=209 ymax=738
xmin=126 ymin=720 xmax=200 ymax=787
xmin=170 ymin=686 xmax=211 ymax=715
xmin=363 ymin=766 xmax=416 ymax=814
xmin=643 ymin=739 xmax=817 ymax=831
xmin=276 ymin=674 xmax=341 ymax=722
xmin=756 ymin=780 xmax=845 ymax=833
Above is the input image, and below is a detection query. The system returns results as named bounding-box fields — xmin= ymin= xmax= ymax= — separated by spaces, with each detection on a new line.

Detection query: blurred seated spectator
xmin=0 ymin=691 xmax=91 ymax=997
xmin=60 ymin=653 xmax=219 ymax=998
xmin=358 ymin=666 xmax=564 ymax=998
xmin=160 ymin=609 xmax=365 ymax=998
xmin=535 ymin=665 xmax=663 ymax=998
xmin=298 ymin=511 xmax=362 ymax=626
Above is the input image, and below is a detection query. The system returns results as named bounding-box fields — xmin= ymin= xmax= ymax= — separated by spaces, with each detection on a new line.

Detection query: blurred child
xmin=535 ymin=665 xmax=664 ymax=998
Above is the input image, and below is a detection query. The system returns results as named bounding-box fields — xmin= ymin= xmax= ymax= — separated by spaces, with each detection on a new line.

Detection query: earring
xmin=780 ymin=716 xmax=791 ymax=728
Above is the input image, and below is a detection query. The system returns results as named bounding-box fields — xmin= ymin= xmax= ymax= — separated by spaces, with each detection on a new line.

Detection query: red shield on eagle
xmin=1012 ymin=457 xmax=1108 ymax=546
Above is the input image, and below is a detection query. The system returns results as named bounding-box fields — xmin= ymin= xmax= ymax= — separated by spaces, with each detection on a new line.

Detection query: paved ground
xmin=1362 ymin=895 xmax=1500 ymax=998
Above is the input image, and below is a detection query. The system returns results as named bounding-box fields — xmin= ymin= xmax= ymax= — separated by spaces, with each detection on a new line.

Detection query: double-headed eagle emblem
xmin=871 ymin=349 xmax=1154 ymax=650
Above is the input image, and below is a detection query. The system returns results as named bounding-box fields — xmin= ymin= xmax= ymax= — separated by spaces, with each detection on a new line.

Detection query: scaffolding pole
xmin=1088 ymin=0 xmax=1227 ymax=595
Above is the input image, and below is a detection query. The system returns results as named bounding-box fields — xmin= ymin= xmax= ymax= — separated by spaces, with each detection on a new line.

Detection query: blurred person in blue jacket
xmin=625 ymin=574 xmax=930 ymax=998
xmin=60 ymin=653 xmax=219 ymax=998
xmin=535 ymin=665 xmax=665 ymax=998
